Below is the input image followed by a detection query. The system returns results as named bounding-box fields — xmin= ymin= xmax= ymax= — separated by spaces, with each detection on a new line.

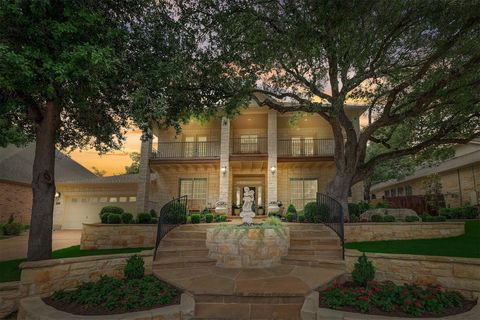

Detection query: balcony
xmin=151 ymin=141 xmax=220 ymax=160
xmin=230 ymin=137 xmax=268 ymax=155
xmin=277 ymin=138 xmax=335 ymax=158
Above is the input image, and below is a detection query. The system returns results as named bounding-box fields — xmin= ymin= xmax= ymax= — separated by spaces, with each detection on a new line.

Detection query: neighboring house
xmin=135 ymin=102 xmax=366 ymax=216
xmin=371 ymin=141 xmax=480 ymax=208
xmin=0 ymin=143 xmax=96 ymax=224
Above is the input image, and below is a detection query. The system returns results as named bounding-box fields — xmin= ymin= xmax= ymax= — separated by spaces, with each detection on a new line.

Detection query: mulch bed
xmin=319 ymin=281 xmax=477 ymax=318
xmin=43 ymin=294 xmax=181 ymax=316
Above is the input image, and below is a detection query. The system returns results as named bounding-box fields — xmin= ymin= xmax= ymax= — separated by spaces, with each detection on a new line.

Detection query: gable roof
xmin=0 ymin=143 xmax=96 ymax=185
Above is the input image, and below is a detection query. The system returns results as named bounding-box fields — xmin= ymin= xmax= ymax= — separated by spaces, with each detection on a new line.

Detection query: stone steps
xmin=281 ymin=255 xmax=345 ymax=270
xmin=153 ymin=256 xmax=216 ymax=268
xmin=287 ymin=248 xmax=343 ymax=257
xmin=194 ymin=302 xmax=302 ymax=319
xmin=289 ymin=230 xmax=333 ymax=238
xmin=160 ymin=238 xmax=207 ymax=247
xmin=156 ymin=247 xmax=209 ymax=258
xmin=290 ymin=237 xmax=340 ymax=247
xmin=164 ymin=230 xmax=206 ymax=239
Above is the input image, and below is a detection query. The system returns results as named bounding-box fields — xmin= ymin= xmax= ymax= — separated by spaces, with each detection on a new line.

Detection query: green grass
xmin=0 ymin=245 xmax=152 ymax=283
xmin=345 ymin=220 xmax=480 ymax=258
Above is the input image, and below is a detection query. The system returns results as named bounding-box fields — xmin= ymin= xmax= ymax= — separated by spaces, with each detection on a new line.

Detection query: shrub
xmin=121 ymin=212 xmax=133 ymax=224
xmin=215 ymin=215 xmax=227 ymax=222
xmin=375 ymin=201 xmax=389 ymax=208
xmin=124 ymin=255 xmax=144 ymax=280
xmin=462 ymin=206 xmax=479 ymax=219
xmin=100 ymin=206 xmax=124 ymax=216
xmin=164 ymin=203 xmax=187 ymax=224
xmin=348 ymin=202 xmax=371 ymax=219
xmin=137 ymin=212 xmax=152 ymax=224
xmin=421 ymin=214 xmax=446 ymax=222
xmin=107 ymin=213 xmax=121 ymax=224
xmin=383 ymin=215 xmax=395 ymax=222
xmin=190 ymin=214 xmax=201 ymax=224
xmin=265 ymin=216 xmax=282 ymax=226
xmin=2 ymin=222 xmax=24 ymax=236
xmin=151 ymin=217 xmax=158 ymax=224
xmin=202 ymin=207 xmax=210 ymax=215
xmin=149 ymin=209 xmax=157 ymax=218
xmin=370 ymin=214 xmax=384 ymax=222
xmin=286 ymin=204 xmax=297 ymax=214
xmin=286 ymin=213 xmax=296 ymax=222
xmin=351 ymin=254 xmax=375 ymax=287
xmin=298 ymin=214 xmax=305 ymax=223
xmin=100 ymin=212 xmax=110 ymax=223
xmin=205 ymin=214 xmax=213 ymax=223
xmin=303 ymin=202 xmax=318 ymax=223
xmin=349 ymin=215 xmax=359 ymax=223
xmin=405 ymin=215 xmax=420 ymax=222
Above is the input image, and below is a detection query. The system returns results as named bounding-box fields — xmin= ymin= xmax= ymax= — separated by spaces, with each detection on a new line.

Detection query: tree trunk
xmin=27 ymin=101 xmax=60 ymax=261
xmin=364 ymin=179 xmax=372 ymax=201
xmin=326 ymin=171 xmax=353 ymax=221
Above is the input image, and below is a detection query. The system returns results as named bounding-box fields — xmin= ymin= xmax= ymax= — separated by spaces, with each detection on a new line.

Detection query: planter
xmin=18 ymin=293 xmax=195 ymax=320
xmin=206 ymin=225 xmax=289 ymax=268
xmin=257 ymin=208 xmax=264 ymax=215
xmin=233 ymin=208 xmax=241 ymax=215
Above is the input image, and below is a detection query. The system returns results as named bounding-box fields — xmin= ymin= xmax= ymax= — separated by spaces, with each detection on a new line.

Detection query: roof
xmin=371 ymin=149 xmax=480 ymax=192
xmin=58 ymin=173 xmax=140 ymax=185
xmin=0 ymin=143 xmax=96 ymax=185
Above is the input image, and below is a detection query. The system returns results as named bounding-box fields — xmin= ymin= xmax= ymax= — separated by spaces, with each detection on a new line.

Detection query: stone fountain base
xmin=206 ymin=226 xmax=289 ymax=268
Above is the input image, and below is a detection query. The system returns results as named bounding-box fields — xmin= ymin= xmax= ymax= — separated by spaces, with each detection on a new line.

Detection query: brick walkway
xmin=0 ymin=230 xmax=81 ymax=261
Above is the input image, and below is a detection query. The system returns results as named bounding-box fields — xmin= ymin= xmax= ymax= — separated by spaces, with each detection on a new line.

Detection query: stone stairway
xmin=281 ymin=223 xmax=345 ymax=270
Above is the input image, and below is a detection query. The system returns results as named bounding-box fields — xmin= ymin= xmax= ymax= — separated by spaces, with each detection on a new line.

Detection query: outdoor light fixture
xmin=221 ymin=166 xmax=227 ymax=174
xmin=55 ymin=192 xmax=61 ymax=198
xmin=270 ymin=166 xmax=276 ymax=174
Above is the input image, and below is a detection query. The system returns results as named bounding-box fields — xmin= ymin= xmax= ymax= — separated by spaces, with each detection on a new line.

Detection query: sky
xmin=70 ymin=114 xmax=369 ymax=176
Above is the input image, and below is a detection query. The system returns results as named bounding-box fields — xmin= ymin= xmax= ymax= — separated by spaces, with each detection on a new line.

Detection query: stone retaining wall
xmin=345 ymin=222 xmax=464 ymax=242
xmin=346 ymin=250 xmax=480 ymax=299
xmin=0 ymin=281 xmax=20 ymax=319
xmin=80 ymin=223 xmax=157 ymax=250
xmin=19 ymin=250 xmax=153 ymax=298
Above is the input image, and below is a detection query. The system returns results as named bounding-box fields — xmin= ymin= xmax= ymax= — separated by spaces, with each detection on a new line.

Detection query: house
xmin=0 ymin=143 xmax=96 ymax=224
xmin=370 ymin=140 xmax=480 ymax=208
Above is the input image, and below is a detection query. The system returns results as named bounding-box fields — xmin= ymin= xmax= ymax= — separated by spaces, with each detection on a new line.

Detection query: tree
xmin=183 ymin=0 xmax=480 ymax=217
xmin=0 ymin=0 xmax=199 ymax=260
xmin=124 ymin=152 xmax=140 ymax=174
xmin=91 ymin=166 xmax=107 ymax=177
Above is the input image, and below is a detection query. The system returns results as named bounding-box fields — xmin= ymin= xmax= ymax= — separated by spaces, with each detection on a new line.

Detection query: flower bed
xmin=319 ymin=281 xmax=476 ymax=318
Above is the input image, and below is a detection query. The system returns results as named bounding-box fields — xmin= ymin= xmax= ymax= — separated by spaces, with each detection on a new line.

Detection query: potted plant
xmin=232 ymin=203 xmax=241 ymax=215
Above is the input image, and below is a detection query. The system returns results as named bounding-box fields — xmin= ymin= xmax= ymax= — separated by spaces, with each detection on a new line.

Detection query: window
xmin=385 ymin=190 xmax=390 ymax=197
xmin=290 ymin=178 xmax=318 ymax=209
xmin=129 ymin=196 xmax=137 ymax=202
xmin=291 ymin=137 xmax=301 ymax=156
xmin=179 ymin=178 xmax=208 ymax=209
xmin=405 ymin=185 xmax=413 ymax=196
xmin=184 ymin=136 xmax=195 ymax=157
xmin=119 ymin=197 xmax=127 ymax=203
xmin=240 ymin=135 xmax=258 ymax=153
xmin=304 ymin=137 xmax=314 ymax=156
xmin=109 ymin=197 xmax=118 ymax=203
xmin=197 ymin=136 xmax=207 ymax=156
xmin=397 ymin=187 xmax=404 ymax=196
xmin=99 ymin=197 xmax=108 ymax=203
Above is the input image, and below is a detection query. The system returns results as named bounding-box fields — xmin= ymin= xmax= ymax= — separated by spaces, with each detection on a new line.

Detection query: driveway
xmin=0 ymin=230 xmax=81 ymax=261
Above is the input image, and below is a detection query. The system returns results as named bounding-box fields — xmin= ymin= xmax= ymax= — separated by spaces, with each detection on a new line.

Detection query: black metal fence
xmin=316 ymin=193 xmax=345 ymax=259
xmin=231 ymin=137 xmax=268 ymax=154
xmin=154 ymin=195 xmax=188 ymax=259
xmin=151 ymin=141 xmax=220 ymax=159
xmin=278 ymin=139 xmax=335 ymax=157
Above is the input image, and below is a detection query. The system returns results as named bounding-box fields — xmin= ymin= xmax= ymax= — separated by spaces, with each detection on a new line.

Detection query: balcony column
xmin=136 ymin=135 xmax=152 ymax=213
xmin=267 ymin=109 xmax=279 ymax=214
xmin=216 ymin=117 xmax=230 ymax=214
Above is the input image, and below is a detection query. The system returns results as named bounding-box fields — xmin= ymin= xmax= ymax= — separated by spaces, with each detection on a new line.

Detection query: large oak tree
xmin=183 ymin=0 xmax=480 ymax=215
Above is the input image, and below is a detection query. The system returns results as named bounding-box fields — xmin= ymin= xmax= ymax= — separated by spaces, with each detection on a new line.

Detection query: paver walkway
xmin=0 ymin=230 xmax=81 ymax=261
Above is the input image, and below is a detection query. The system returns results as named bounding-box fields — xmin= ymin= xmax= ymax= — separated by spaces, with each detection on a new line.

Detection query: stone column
xmin=216 ymin=117 xmax=230 ymax=214
xmin=267 ymin=109 xmax=279 ymax=213
xmin=136 ymin=136 xmax=152 ymax=213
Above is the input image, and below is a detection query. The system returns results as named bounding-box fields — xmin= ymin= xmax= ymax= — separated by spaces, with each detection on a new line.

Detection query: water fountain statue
xmin=240 ymin=186 xmax=255 ymax=224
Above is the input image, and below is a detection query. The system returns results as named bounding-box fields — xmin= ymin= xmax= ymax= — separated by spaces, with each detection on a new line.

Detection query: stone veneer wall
xmin=344 ymin=222 xmax=464 ymax=243
xmin=19 ymin=250 xmax=153 ymax=299
xmin=80 ymin=223 xmax=157 ymax=250
xmin=0 ymin=281 xmax=20 ymax=319
xmin=346 ymin=250 xmax=480 ymax=299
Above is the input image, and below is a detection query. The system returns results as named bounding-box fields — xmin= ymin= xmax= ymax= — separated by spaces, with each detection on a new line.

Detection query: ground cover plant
xmin=0 ymin=246 xmax=152 ymax=283
xmin=44 ymin=256 xmax=180 ymax=315
xmin=345 ymin=221 xmax=480 ymax=258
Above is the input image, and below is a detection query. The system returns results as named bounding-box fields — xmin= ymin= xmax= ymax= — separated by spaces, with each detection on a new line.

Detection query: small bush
xmin=100 ymin=212 xmax=110 ymax=224
xmin=304 ymin=202 xmax=318 ymax=223
xmin=205 ymin=214 xmax=213 ymax=223
xmin=349 ymin=215 xmax=359 ymax=223
xmin=124 ymin=255 xmax=144 ymax=280
xmin=421 ymin=214 xmax=446 ymax=222
xmin=202 ymin=207 xmax=210 ymax=215
xmin=137 ymin=212 xmax=152 ymax=224
xmin=298 ymin=214 xmax=305 ymax=222
xmin=405 ymin=215 xmax=420 ymax=222
xmin=149 ymin=209 xmax=157 ymax=218
xmin=190 ymin=214 xmax=201 ymax=224
xmin=383 ymin=215 xmax=395 ymax=222
xmin=107 ymin=214 xmax=121 ymax=224
xmin=151 ymin=217 xmax=158 ymax=224
xmin=164 ymin=203 xmax=187 ymax=224
xmin=121 ymin=212 xmax=133 ymax=224
xmin=352 ymin=254 xmax=375 ymax=287
xmin=370 ymin=214 xmax=384 ymax=222
xmin=100 ymin=206 xmax=124 ymax=215
xmin=375 ymin=201 xmax=389 ymax=208
xmin=215 ymin=215 xmax=227 ymax=222
xmin=286 ymin=204 xmax=297 ymax=214
xmin=2 ymin=222 xmax=24 ymax=235
xmin=286 ymin=213 xmax=296 ymax=222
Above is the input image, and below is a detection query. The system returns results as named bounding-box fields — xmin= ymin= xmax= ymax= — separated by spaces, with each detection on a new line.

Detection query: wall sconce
xmin=270 ymin=166 xmax=276 ymax=174
xmin=221 ymin=166 xmax=227 ymax=175
xmin=55 ymin=192 xmax=61 ymax=199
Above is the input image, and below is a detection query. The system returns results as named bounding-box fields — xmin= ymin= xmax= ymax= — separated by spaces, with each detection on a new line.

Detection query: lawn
xmin=0 ymin=245 xmax=152 ymax=283
xmin=345 ymin=220 xmax=480 ymax=258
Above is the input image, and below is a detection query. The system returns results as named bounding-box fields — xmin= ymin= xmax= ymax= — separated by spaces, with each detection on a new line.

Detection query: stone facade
xmin=344 ymin=222 xmax=464 ymax=242
xmin=18 ymin=250 xmax=153 ymax=299
xmin=206 ymin=226 xmax=290 ymax=268
xmin=17 ymin=293 xmax=195 ymax=320
xmin=0 ymin=281 xmax=20 ymax=319
xmin=346 ymin=250 xmax=480 ymax=299
xmin=0 ymin=181 xmax=32 ymax=224
xmin=80 ymin=223 xmax=156 ymax=250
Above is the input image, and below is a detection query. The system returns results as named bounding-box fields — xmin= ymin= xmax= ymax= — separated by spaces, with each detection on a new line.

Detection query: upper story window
xmin=291 ymin=137 xmax=314 ymax=156
xmin=240 ymin=135 xmax=258 ymax=153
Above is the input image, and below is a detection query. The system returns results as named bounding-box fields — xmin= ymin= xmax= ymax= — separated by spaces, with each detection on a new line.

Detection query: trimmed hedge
xmin=190 ymin=214 xmax=201 ymax=224
xmin=107 ymin=213 xmax=121 ymax=224
xmin=205 ymin=214 xmax=214 ymax=223
xmin=137 ymin=212 xmax=152 ymax=224
xmin=420 ymin=214 xmax=447 ymax=222
xmin=439 ymin=206 xmax=479 ymax=219
xmin=383 ymin=215 xmax=395 ymax=222
xmin=405 ymin=215 xmax=420 ymax=222
xmin=215 ymin=215 xmax=227 ymax=222
xmin=304 ymin=202 xmax=318 ymax=223
xmin=100 ymin=206 xmax=124 ymax=215
xmin=121 ymin=212 xmax=133 ymax=224
xmin=286 ymin=213 xmax=296 ymax=222
xmin=298 ymin=214 xmax=306 ymax=223
xmin=371 ymin=214 xmax=384 ymax=222
xmin=2 ymin=222 xmax=24 ymax=235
